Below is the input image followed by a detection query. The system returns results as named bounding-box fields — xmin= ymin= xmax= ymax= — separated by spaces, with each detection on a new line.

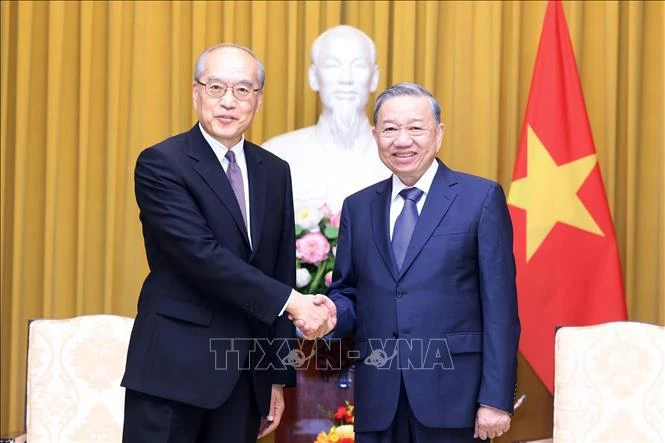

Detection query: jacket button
xmin=396 ymin=291 xmax=404 ymax=298
xmin=392 ymin=332 xmax=399 ymax=338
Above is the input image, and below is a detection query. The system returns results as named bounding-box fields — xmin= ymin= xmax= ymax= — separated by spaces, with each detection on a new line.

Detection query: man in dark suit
xmin=322 ymin=82 xmax=520 ymax=442
xmin=121 ymin=43 xmax=332 ymax=443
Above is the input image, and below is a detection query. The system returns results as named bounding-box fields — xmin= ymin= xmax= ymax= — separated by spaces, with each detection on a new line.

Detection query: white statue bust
xmin=263 ymin=25 xmax=391 ymax=212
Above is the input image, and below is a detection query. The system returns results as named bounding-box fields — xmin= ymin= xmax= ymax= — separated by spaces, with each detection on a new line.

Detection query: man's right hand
xmin=310 ymin=293 xmax=336 ymax=336
xmin=285 ymin=290 xmax=336 ymax=339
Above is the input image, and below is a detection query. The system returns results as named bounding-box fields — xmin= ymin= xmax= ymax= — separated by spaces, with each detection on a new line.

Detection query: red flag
xmin=507 ymin=0 xmax=627 ymax=393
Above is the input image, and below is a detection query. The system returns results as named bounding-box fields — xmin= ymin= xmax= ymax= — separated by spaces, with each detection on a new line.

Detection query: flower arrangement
xmin=295 ymin=204 xmax=340 ymax=295
xmin=314 ymin=401 xmax=355 ymax=443
xmin=295 ymin=205 xmax=355 ymax=442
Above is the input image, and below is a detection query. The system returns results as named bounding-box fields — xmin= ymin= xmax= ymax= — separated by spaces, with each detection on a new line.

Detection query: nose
xmin=393 ymin=129 xmax=414 ymax=147
xmin=338 ymin=65 xmax=353 ymax=84
xmin=218 ymin=87 xmax=236 ymax=107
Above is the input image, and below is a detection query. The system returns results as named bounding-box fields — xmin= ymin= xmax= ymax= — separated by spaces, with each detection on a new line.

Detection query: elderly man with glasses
xmin=121 ymin=43 xmax=336 ymax=443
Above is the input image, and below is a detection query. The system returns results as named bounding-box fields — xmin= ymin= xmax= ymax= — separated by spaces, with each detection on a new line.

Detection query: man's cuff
xmin=479 ymin=404 xmax=510 ymax=414
xmin=278 ymin=294 xmax=292 ymax=316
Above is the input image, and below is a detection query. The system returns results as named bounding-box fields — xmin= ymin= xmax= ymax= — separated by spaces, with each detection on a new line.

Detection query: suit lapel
xmin=371 ymin=179 xmax=399 ymax=281
xmin=399 ymin=161 xmax=458 ymax=278
xmin=187 ymin=126 xmax=251 ymax=247
xmin=245 ymin=141 xmax=265 ymax=260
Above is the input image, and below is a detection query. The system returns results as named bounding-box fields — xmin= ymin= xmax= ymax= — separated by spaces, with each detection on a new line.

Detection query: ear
xmin=255 ymin=90 xmax=263 ymax=112
xmin=192 ymin=81 xmax=199 ymax=107
xmin=308 ymin=64 xmax=320 ymax=92
xmin=369 ymin=65 xmax=379 ymax=92
xmin=435 ymin=123 xmax=445 ymax=152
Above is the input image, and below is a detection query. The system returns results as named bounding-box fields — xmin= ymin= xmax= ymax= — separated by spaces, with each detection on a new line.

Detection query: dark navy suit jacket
xmin=121 ymin=124 xmax=296 ymax=414
xmin=329 ymin=160 xmax=520 ymax=432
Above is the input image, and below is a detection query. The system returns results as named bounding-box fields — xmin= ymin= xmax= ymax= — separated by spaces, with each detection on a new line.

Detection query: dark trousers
xmin=357 ymin=378 xmax=478 ymax=443
xmin=122 ymin=371 xmax=260 ymax=443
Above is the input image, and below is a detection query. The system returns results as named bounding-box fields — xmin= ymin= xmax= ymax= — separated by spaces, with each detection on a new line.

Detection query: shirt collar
xmin=391 ymin=160 xmax=439 ymax=202
xmin=198 ymin=123 xmax=246 ymax=163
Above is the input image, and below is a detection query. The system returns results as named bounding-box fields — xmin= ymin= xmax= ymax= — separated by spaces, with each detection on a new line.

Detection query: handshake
xmin=285 ymin=291 xmax=337 ymax=340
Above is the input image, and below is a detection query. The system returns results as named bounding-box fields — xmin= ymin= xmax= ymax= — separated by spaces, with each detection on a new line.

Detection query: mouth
xmin=392 ymin=152 xmax=417 ymax=164
xmin=215 ymin=115 xmax=237 ymax=123
xmin=334 ymin=91 xmax=357 ymax=99
xmin=393 ymin=152 xmax=416 ymax=159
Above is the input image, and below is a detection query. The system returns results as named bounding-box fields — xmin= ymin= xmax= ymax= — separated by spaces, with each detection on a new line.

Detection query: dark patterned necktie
xmin=225 ymin=150 xmax=247 ymax=226
xmin=392 ymin=187 xmax=424 ymax=270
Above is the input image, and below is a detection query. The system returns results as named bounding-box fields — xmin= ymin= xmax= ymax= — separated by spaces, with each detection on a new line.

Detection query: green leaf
xmin=306 ymin=263 xmax=327 ymax=295
xmin=295 ymin=225 xmax=303 ymax=237
xmin=323 ymin=226 xmax=338 ymax=240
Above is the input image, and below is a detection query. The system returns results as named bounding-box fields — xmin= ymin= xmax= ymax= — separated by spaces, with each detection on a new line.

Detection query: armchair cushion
xmin=553 ymin=321 xmax=664 ymax=442
xmin=25 ymin=315 xmax=133 ymax=441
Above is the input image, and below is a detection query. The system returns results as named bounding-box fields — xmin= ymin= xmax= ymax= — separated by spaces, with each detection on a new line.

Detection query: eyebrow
xmin=381 ymin=118 xmax=426 ymax=125
xmin=205 ymin=76 xmax=254 ymax=86
xmin=321 ymin=56 xmax=369 ymax=64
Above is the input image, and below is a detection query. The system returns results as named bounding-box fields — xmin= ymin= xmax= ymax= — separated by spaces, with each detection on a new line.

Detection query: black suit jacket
xmin=121 ymin=124 xmax=296 ymax=413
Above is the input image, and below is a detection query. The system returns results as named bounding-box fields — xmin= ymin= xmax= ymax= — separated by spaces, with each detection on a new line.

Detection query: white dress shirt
xmin=389 ymin=160 xmax=440 ymax=240
xmin=199 ymin=123 xmax=252 ymax=248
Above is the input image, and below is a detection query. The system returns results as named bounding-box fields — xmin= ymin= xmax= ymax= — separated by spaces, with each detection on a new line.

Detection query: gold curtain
xmin=1 ymin=0 xmax=663 ymax=436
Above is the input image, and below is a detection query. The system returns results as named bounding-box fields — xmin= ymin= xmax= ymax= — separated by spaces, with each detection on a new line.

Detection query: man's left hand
xmin=474 ymin=405 xmax=511 ymax=440
xmin=257 ymin=384 xmax=285 ymax=439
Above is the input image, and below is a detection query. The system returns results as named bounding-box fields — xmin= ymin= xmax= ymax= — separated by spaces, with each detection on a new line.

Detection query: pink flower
xmin=296 ymin=232 xmax=331 ymax=264
xmin=328 ymin=212 xmax=341 ymax=228
xmin=319 ymin=203 xmax=333 ymax=218
xmin=324 ymin=271 xmax=333 ymax=287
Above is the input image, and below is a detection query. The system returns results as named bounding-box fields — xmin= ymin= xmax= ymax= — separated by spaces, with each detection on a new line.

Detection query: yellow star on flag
xmin=508 ymin=125 xmax=604 ymax=261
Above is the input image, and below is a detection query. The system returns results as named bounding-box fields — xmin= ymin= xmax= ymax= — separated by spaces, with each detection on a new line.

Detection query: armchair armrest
xmin=0 ymin=433 xmax=27 ymax=443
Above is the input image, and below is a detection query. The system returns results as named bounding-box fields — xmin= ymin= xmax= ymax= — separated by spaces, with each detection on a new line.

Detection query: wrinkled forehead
xmin=202 ymin=47 xmax=259 ymax=82
xmin=378 ymin=96 xmax=435 ymax=124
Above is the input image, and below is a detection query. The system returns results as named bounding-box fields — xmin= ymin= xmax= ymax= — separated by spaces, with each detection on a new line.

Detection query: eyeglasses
xmin=378 ymin=126 xmax=431 ymax=139
xmin=196 ymin=80 xmax=261 ymax=101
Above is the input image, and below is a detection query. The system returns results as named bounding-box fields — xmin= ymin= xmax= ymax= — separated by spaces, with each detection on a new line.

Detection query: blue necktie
xmin=392 ymin=187 xmax=424 ymax=271
xmin=225 ymin=150 xmax=247 ymax=226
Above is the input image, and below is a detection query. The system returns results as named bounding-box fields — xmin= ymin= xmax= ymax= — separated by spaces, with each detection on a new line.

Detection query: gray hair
xmin=311 ymin=25 xmax=376 ymax=66
xmin=373 ymin=82 xmax=441 ymax=125
xmin=194 ymin=43 xmax=266 ymax=88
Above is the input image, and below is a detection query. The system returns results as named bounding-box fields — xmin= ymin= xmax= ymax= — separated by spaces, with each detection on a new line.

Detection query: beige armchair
xmin=22 ymin=315 xmax=134 ymax=442
xmin=553 ymin=321 xmax=664 ymax=442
